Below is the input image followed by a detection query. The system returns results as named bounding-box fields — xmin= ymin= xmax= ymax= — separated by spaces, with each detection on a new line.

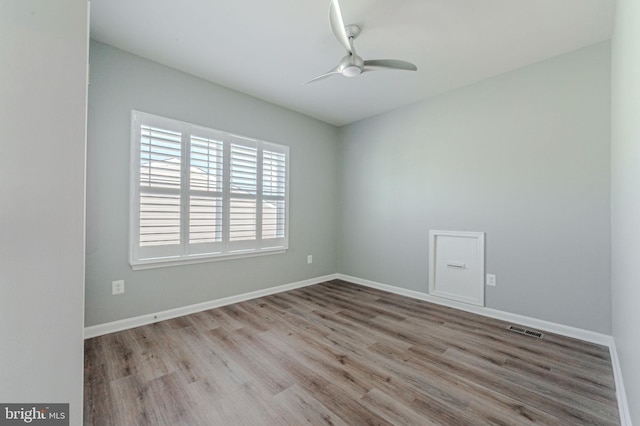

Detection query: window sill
xmin=130 ymin=248 xmax=287 ymax=271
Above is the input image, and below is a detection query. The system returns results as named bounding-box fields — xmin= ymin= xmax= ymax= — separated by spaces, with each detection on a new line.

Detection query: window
xmin=130 ymin=111 xmax=289 ymax=269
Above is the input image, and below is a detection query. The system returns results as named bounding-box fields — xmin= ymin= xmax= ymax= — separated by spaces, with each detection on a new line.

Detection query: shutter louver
xmin=139 ymin=194 xmax=181 ymax=246
xmin=262 ymin=200 xmax=285 ymax=239
xmin=262 ymin=150 xmax=286 ymax=197
xmin=230 ymin=144 xmax=257 ymax=194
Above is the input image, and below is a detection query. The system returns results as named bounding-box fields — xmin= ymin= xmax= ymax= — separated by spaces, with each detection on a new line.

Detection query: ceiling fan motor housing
xmin=340 ymin=54 xmax=363 ymax=76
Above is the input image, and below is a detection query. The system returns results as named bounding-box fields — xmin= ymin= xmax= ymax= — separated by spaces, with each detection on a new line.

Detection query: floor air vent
xmin=507 ymin=325 xmax=544 ymax=339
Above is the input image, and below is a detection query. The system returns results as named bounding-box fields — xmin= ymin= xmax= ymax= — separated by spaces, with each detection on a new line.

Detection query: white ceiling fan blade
xmin=363 ymin=59 xmax=418 ymax=72
xmin=305 ymin=67 xmax=341 ymax=84
xmin=329 ymin=0 xmax=352 ymax=54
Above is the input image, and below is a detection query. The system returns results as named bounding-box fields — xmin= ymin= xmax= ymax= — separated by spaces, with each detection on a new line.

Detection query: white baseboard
xmin=609 ymin=342 xmax=633 ymax=426
xmin=336 ymin=273 xmax=632 ymax=426
xmin=86 ymin=272 xmax=610 ymax=344
xmin=337 ymin=273 xmax=612 ymax=345
xmin=83 ymin=273 xmax=338 ymax=339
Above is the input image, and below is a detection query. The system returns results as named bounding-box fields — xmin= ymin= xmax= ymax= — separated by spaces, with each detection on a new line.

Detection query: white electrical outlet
xmin=486 ymin=274 xmax=497 ymax=286
xmin=112 ymin=280 xmax=125 ymax=295
xmin=307 ymin=255 xmax=313 ymax=264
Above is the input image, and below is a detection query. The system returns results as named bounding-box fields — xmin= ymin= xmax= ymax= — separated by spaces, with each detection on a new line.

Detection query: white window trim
xmin=129 ymin=111 xmax=289 ymax=270
xmin=130 ymin=248 xmax=287 ymax=271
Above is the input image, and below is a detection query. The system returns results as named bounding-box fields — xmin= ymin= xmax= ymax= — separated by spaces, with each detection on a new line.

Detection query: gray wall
xmin=611 ymin=0 xmax=640 ymax=421
xmin=0 ymin=1 xmax=87 ymax=424
xmin=87 ymin=40 xmax=615 ymax=336
xmin=338 ymin=43 xmax=611 ymax=333
xmin=86 ymin=41 xmax=338 ymax=326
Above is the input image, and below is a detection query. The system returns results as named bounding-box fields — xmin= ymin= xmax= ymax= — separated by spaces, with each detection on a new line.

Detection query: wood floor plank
xmin=84 ymin=281 xmax=620 ymax=425
xmin=83 ymin=360 xmax=116 ymax=426
xmin=273 ymin=384 xmax=350 ymax=426
xmin=360 ymin=388 xmax=440 ymax=426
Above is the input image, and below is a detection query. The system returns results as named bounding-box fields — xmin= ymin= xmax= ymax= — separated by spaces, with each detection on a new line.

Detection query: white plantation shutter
xmin=229 ymin=140 xmax=258 ymax=249
xmin=130 ymin=111 xmax=289 ymax=268
xmin=262 ymin=145 xmax=287 ymax=243
xmin=136 ymin=121 xmax=183 ymax=259
xmin=188 ymin=133 xmax=224 ymax=254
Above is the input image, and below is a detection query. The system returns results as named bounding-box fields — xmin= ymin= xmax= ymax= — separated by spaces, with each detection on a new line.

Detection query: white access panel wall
xmin=429 ymin=230 xmax=485 ymax=306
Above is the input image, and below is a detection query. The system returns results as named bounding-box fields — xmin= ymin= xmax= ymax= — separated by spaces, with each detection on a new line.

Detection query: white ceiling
xmin=90 ymin=0 xmax=615 ymax=126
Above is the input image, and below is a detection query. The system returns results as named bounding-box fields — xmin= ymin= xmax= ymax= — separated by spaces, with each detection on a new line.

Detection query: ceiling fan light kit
xmin=342 ymin=65 xmax=362 ymax=77
xmin=307 ymin=0 xmax=418 ymax=83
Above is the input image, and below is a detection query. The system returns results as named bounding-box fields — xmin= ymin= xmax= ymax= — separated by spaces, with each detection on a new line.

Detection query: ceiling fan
xmin=307 ymin=0 xmax=418 ymax=83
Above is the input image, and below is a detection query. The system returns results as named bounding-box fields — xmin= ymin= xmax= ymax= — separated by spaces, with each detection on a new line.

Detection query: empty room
xmin=2 ymin=0 xmax=640 ymax=425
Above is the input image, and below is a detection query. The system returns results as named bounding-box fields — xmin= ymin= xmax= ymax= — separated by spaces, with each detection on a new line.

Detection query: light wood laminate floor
xmin=84 ymin=280 xmax=620 ymax=425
